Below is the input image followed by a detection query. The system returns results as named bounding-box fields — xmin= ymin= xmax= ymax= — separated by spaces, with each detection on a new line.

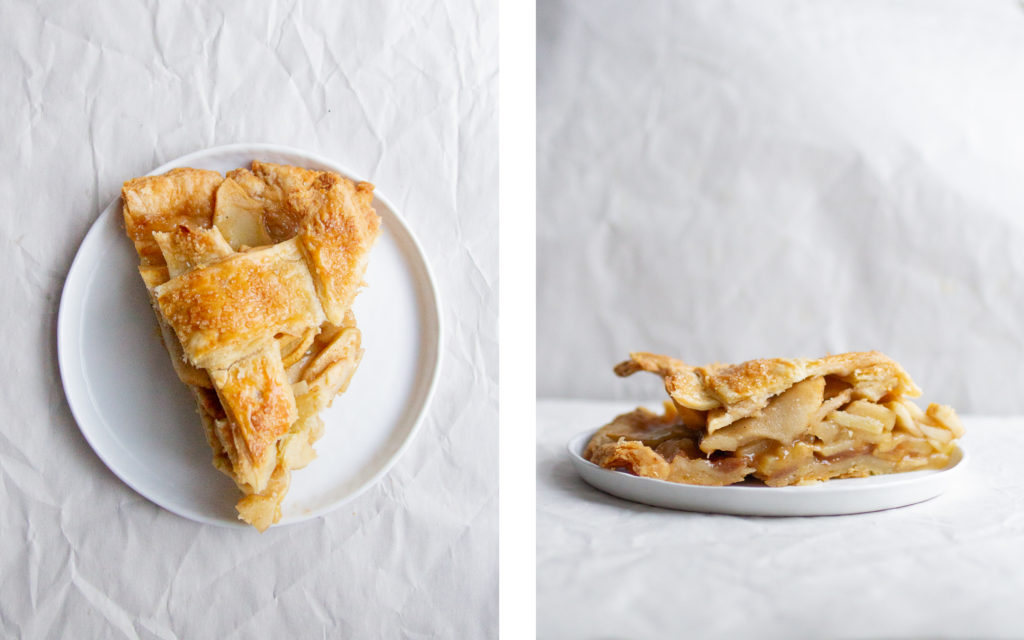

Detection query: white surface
xmin=1 ymin=2 xmax=496 ymax=637
xmin=58 ymin=144 xmax=442 ymax=528
xmin=567 ymin=430 xmax=965 ymax=517
xmin=537 ymin=0 xmax=1024 ymax=412
xmin=539 ymin=400 xmax=1024 ymax=639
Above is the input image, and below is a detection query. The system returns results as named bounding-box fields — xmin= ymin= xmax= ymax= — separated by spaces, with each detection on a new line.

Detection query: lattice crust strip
xmin=122 ymin=162 xmax=380 ymax=530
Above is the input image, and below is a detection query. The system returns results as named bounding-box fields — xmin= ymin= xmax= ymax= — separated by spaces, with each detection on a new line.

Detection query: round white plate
xmin=568 ymin=430 xmax=966 ymax=516
xmin=58 ymin=143 xmax=441 ymax=529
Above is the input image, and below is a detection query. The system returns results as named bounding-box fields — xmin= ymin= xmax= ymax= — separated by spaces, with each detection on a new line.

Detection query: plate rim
xmin=57 ymin=142 xmax=443 ymax=529
xmin=566 ymin=428 xmax=966 ymax=513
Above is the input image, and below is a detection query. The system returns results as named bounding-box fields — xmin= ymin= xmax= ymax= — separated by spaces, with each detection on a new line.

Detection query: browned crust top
xmin=122 ymin=168 xmax=223 ymax=265
xmin=616 ymin=350 xmax=921 ymax=410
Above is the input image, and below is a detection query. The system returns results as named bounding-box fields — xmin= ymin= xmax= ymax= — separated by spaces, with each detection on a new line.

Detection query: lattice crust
xmin=122 ymin=162 xmax=380 ymax=530
xmin=138 ymin=265 xmax=211 ymax=389
xmin=584 ymin=352 xmax=964 ymax=487
xmin=122 ymin=168 xmax=223 ymax=265
xmin=155 ymin=238 xmax=327 ymax=371
xmin=209 ymin=345 xmax=298 ymax=492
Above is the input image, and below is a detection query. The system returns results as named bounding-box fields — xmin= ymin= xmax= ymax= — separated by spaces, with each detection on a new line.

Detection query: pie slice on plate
xmin=122 ymin=161 xmax=381 ymax=530
xmin=584 ymin=351 xmax=964 ymax=486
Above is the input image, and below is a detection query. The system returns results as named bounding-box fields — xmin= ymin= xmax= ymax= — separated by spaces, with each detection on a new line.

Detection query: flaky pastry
xmin=123 ymin=161 xmax=381 ymax=530
xmin=584 ymin=351 xmax=963 ymax=487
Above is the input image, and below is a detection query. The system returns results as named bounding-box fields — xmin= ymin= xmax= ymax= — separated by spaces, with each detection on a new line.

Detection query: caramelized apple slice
xmin=699 ymin=376 xmax=825 ymax=453
xmin=214 ymin=178 xmax=273 ymax=249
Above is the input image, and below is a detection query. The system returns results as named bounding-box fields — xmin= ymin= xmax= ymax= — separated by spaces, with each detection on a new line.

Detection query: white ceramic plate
xmin=568 ymin=430 xmax=966 ymax=516
xmin=58 ymin=143 xmax=441 ymax=529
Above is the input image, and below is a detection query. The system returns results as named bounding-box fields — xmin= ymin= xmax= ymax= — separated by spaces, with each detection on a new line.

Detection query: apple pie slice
xmin=122 ymin=161 xmax=381 ymax=530
xmin=584 ymin=351 xmax=964 ymax=486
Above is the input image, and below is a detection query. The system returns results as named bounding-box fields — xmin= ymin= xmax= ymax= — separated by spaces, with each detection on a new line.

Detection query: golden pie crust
xmin=122 ymin=161 xmax=381 ymax=530
xmin=584 ymin=351 xmax=964 ymax=487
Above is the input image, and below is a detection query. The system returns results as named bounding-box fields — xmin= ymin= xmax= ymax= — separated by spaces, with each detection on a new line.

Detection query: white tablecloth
xmin=1 ymin=2 xmax=496 ymax=636
xmin=538 ymin=399 xmax=1024 ymax=639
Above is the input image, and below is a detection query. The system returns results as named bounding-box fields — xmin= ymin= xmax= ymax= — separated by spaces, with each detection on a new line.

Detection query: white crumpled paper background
xmin=538 ymin=0 xmax=1024 ymax=413
xmin=0 ymin=1 xmax=496 ymax=636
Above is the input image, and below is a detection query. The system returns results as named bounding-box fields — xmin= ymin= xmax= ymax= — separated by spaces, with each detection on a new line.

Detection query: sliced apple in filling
xmin=584 ymin=351 xmax=963 ymax=486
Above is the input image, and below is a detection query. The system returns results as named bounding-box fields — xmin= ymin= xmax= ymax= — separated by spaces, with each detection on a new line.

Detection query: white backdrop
xmin=0 ymin=1 xmax=496 ymax=636
xmin=538 ymin=0 xmax=1024 ymax=413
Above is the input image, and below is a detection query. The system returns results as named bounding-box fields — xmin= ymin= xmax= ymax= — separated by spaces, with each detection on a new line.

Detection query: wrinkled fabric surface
xmin=0 ymin=1 xmax=497 ymax=637
xmin=538 ymin=400 xmax=1024 ymax=639
xmin=538 ymin=0 xmax=1024 ymax=413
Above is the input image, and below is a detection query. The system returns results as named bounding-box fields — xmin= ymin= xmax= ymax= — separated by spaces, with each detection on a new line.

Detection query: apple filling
xmin=584 ymin=352 xmax=963 ymax=486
